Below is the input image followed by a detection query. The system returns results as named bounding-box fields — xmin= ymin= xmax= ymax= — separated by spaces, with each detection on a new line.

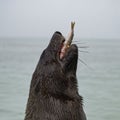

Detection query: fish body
xmin=60 ymin=22 xmax=75 ymax=59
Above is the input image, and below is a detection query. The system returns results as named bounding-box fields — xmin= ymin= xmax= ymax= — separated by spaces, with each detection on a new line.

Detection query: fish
xmin=60 ymin=22 xmax=75 ymax=59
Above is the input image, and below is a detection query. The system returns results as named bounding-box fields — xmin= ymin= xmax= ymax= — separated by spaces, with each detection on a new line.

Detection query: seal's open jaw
xmin=48 ymin=31 xmax=78 ymax=73
xmin=57 ymin=33 xmax=78 ymax=60
xmin=60 ymin=44 xmax=78 ymax=74
xmin=55 ymin=32 xmax=78 ymax=73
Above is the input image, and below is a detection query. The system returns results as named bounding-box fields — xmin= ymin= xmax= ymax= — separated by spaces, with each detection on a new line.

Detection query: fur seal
xmin=24 ymin=30 xmax=86 ymax=120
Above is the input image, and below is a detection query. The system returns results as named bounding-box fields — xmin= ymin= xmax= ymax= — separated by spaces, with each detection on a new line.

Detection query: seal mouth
xmin=47 ymin=31 xmax=78 ymax=73
xmin=58 ymin=38 xmax=78 ymax=61
xmin=62 ymin=46 xmax=78 ymax=74
xmin=59 ymin=36 xmax=73 ymax=60
xmin=58 ymin=39 xmax=78 ymax=73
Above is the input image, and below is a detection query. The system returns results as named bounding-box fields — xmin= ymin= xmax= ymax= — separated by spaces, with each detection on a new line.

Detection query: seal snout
xmin=55 ymin=31 xmax=62 ymax=36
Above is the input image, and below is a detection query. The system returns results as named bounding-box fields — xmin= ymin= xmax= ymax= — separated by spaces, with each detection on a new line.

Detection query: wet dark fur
xmin=24 ymin=32 xmax=86 ymax=120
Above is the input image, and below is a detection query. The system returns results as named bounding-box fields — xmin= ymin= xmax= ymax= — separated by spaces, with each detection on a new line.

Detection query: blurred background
xmin=0 ymin=0 xmax=120 ymax=120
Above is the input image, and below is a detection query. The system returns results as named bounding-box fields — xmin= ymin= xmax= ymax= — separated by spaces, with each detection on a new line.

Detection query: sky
xmin=0 ymin=0 xmax=120 ymax=39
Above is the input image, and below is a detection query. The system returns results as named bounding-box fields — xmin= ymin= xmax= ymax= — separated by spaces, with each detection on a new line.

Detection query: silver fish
xmin=60 ymin=22 xmax=75 ymax=59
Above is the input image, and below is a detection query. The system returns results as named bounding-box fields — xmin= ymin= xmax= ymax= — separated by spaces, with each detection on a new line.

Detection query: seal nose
xmin=55 ymin=31 xmax=62 ymax=36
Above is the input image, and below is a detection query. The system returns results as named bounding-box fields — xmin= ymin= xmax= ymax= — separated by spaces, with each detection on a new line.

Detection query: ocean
xmin=0 ymin=38 xmax=120 ymax=120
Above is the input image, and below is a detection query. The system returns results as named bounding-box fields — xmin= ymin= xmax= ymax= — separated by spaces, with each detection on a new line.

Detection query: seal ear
xmin=33 ymin=80 xmax=41 ymax=94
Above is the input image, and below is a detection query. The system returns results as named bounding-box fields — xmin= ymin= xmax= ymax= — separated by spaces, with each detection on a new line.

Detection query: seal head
xmin=24 ymin=32 xmax=86 ymax=120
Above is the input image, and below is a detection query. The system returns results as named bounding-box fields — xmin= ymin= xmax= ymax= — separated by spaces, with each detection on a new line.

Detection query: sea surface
xmin=0 ymin=38 xmax=120 ymax=120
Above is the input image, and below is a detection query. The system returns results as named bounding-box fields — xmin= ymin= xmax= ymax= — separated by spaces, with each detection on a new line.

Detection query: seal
xmin=24 ymin=31 xmax=87 ymax=120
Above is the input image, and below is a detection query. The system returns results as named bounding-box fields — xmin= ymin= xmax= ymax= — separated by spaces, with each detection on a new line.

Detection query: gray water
xmin=0 ymin=38 xmax=120 ymax=120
